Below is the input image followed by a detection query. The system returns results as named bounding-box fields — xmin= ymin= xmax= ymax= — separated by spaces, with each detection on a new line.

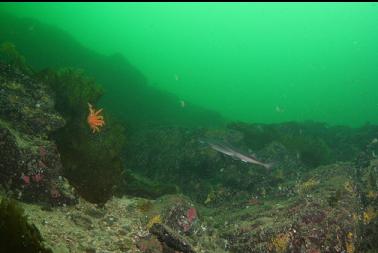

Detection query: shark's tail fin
xmin=198 ymin=138 xmax=208 ymax=145
xmin=263 ymin=162 xmax=275 ymax=170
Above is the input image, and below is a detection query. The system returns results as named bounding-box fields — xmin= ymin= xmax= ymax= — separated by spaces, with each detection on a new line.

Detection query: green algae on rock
xmin=0 ymin=56 xmax=75 ymax=205
xmin=0 ymin=197 xmax=52 ymax=253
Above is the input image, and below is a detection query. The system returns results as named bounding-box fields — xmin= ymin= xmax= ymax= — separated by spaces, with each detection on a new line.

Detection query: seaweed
xmin=228 ymin=122 xmax=279 ymax=150
xmin=37 ymin=67 xmax=104 ymax=121
xmin=0 ymin=41 xmax=31 ymax=75
xmin=284 ymin=136 xmax=332 ymax=167
xmin=0 ymin=197 xmax=52 ymax=253
xmin=38 ymin=68 xmax=125 ymax=203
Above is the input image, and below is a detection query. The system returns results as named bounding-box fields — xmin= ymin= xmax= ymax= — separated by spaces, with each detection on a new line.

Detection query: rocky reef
xmin=118 ymin=123 xmax=378 ymax=253
xmin=0 ymin=57 xmax=75 ymax=206
xmin=0 ymin=13 xmax=378 ymax=253
xmin=4 ymin=156 xmax=376 ymax=253
xmin=124 ymin=122 xmax=378 ymax=204
xmin=1 ymin=53 xmax=377 ymax=252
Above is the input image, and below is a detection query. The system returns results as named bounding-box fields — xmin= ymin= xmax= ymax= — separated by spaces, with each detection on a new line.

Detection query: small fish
xmin=234 ymin=152 xmax=272 ymax=169
xmin=200 ymin=139 xmax=235 ymax=157
xmin=174 ymin=74 xmax=180 ymax=81
xmin=180 ymin=100 xmax=186 ymax=108
xmin=275 ymin=105 xmax=285 ymax=113
xmin=201 ymin=138 xmax=272 ymax=169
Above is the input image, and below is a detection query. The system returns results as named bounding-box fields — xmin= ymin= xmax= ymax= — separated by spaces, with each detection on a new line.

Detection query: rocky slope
xmin=0 ymin=12 xmax=377 ymax=253
xmin=0 ymin=61 xmax=75 ymax=206
xmin=1 ymin=158 xmax=376 ymax=253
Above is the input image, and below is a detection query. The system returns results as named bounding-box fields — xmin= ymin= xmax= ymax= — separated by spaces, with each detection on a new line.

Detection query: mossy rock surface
xmin=0 ymin=54 xmax=74 ymax=205
xmin=0 ymin=198 xmax=52 ymax=253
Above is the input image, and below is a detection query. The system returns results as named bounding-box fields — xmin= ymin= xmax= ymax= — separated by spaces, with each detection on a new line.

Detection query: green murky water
xmin=2 ymin=3 xmax=378 ymax=252
xmin=2 ymin=2 xmax=378 ymax=126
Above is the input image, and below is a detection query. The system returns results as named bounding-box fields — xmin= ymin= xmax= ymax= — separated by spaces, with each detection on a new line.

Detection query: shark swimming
xmin=200 ymin=138 xmax=272 ymax=169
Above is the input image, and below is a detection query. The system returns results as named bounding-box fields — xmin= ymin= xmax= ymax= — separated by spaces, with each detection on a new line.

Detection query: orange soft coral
xmin=87 ymin=103 xmax=105 ymax=133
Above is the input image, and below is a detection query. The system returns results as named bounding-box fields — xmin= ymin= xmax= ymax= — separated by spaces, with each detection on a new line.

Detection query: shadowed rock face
xmin=0 ymin=62 xmax=75 ymax=205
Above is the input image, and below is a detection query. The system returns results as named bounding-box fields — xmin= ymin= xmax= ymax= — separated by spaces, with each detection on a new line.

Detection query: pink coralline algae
xmin=32 ymin=173 xmax=44 ymax=183
xmin=187 ymin=207 xmax=197 ymax=223
xmin=22 ymin=175 xmax=30 ymax=185
xmin=21 ymin=173 xmax=44 ymax=185
xmin=182 ymin=207 xmax=198 ymax=232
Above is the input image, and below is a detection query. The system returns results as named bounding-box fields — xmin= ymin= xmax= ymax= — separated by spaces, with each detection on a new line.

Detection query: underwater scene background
xmin=0 ymin=3 xmax=378 ymax=253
